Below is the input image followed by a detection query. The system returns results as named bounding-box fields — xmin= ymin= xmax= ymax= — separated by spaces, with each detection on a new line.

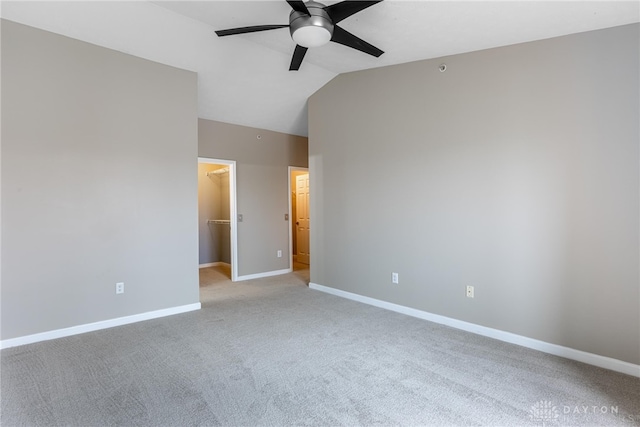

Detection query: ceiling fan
xmin=215 ymin=0 xmax=384 ymax=71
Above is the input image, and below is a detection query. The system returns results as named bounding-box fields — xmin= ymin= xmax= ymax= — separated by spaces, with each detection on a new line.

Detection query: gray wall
xmin=1 ymin=20 xmax=199 ymax=340
xmin=308 ymin=24 xmax=639 ymax=365
xmin=199 ymin=119 xmax=308 ymax=277
xmin=198 ymin=164 xmax=220 ymax=264
xmin=218 ymin=169 xmax=231 ymax=264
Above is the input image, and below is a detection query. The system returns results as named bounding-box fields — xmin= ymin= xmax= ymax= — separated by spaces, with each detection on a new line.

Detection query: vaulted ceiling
xmin=2 ymin=1 xmax=638 ymax=136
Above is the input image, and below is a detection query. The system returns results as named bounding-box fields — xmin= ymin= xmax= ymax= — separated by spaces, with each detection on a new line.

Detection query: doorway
xmin=198 ymin=158 xmax=238 ymax=281
xmin=289 ymin=167 xmax=309 ymax=271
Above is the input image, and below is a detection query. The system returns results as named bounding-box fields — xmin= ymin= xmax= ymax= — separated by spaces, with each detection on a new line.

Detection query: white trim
xmin=199 ymin=262 xmax=217 ymax=268
xmin=0 ymin=303 xmax=201 ymax=350
xmin=198 ymin=157 xmax=238 ymax=282
xmin=236 ymin=268 xmax=292 ymax=281
xmin=309 ymin=282 xmax=640 ymax=378
xmin=199 ymin=262 xmax=230 ymax=269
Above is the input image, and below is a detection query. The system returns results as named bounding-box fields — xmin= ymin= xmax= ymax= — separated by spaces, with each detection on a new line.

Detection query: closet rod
xmin=208 ymin=219 xmax=230 ymax=225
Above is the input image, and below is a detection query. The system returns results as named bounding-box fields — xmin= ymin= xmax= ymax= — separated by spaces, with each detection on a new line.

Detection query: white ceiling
xmin=2 ymin=1 xmax=638 ymax=136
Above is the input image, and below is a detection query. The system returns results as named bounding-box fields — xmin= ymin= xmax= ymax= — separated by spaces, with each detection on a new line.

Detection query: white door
xmin=295 ymin=174 xmax=310 ymax=265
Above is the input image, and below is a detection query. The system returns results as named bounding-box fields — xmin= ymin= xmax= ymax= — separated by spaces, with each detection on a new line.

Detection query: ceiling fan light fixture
xmin=292 ymin=25 xmax=332 ymax=47
xmin=215 ymin=0 xmax=384 ymax=71
xmin=289 ymin=1 xmax=334 ymax=48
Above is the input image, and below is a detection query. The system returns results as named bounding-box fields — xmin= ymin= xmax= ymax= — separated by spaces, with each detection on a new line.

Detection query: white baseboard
xmin=0 ymin=303 xmax=201 ymax=350
xmin=199 ymin=262 xmax=230 ymax=269
xmin=309 ymin=282 xmax=640 ymax=378
xmin=236 ymin=268 xmax=292 ymax=281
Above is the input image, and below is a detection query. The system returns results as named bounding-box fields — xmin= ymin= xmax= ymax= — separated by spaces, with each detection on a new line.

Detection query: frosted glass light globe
xmin=292 ymin=25 xmax=332 ymax=48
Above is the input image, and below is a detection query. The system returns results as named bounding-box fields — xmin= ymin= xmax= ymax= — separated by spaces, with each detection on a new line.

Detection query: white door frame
xmin=288 ymin=166 xmax=309 ymax=269
xmin=199 ymin=157 xmax=239 ymax=282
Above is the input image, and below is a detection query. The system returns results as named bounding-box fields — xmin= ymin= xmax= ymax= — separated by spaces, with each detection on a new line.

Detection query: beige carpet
xmin=2 ymin=265 xmax=638 ymax=426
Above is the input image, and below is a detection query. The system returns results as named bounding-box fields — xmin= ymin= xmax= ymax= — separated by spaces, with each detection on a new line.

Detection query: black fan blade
xmin=330 ymin=25 xmax=383 ymax=57
xmin=215 ymin=24 xmax=288 ymax=37
xmin=290 ymin=45 xmax=308 ymax=71
xmin=324 ymin=1 xmax=382 ymax=24
xmin=287 ymin=0 xmax=310 ymax=15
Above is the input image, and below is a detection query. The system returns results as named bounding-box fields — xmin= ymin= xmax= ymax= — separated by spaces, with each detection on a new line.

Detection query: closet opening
xmin=289 ymin=167 xmax=309 ymax=272
xmin=198 ymin=158 xmax=238 ymax=281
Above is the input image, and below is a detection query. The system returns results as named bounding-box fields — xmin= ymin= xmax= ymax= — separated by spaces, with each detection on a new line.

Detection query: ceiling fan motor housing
xmin=289 ymin=1 xmax=334 ymax=47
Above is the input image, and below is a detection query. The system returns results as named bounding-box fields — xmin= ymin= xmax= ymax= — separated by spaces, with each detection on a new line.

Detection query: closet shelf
xmin=206 ymin=168 xmax=229 ymax=177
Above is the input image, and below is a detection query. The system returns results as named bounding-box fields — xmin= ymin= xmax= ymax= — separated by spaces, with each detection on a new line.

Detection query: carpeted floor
xmin=1 ymin=265 xmax=639 ymax=426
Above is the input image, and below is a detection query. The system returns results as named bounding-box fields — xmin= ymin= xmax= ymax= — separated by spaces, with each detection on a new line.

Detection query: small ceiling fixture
xmin=215 ymin=0 xmax=384 ymax=71
xmin=289 ymin=2 xmax=334 ymax=48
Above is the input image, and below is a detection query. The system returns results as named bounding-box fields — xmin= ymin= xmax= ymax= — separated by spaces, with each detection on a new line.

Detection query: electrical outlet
xmin=116 ymin=282 xmax=124 ymax=294
xmin=466 ymin=285 xmax=474 ymax=298
xmin=392 ymin=272 xmax=399 ymax=284
xmin=277 ymin=250 xmax=282 ymax=258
